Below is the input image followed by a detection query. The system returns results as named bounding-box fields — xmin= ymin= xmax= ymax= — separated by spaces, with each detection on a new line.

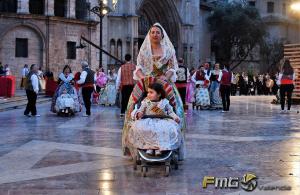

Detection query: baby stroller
xmin=55 ymin=84 xmax=81 ymax=117
xmin=130 ymin=81 xmax=182 ymax=177
xmin=133 ymin=116 xmax=180 ymax=177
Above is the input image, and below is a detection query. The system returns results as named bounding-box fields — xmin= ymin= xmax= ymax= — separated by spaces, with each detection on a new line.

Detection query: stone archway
xmin=0 ymin=23 xmax=45 ymax=88
xmin=137 ymin=0 xmax=182 ymax=56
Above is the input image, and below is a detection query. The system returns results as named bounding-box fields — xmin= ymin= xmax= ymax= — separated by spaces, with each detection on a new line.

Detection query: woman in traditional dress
xmin=186 ymin=68 xmax=196 ymax=104
xmin=122 ymin=23 xmax=185 ymax=160
xmin=97 ymin=68 xmax=108 ymax=105
xmin=101 ymin=68 xmax=117 ymax=106
xmin=51 ymin=65 xmax=81 ymax=113
xmin=210 ymin=63 xmax=222 ymax=109
xmin=192 ymin=65 xmax=210 ymax=110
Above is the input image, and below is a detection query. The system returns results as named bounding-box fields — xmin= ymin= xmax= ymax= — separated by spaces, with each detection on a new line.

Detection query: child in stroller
xmin=128 ymin=83 xmax=183 ymax=177
xmin=55 ymin=88 xmax=80 ymax=116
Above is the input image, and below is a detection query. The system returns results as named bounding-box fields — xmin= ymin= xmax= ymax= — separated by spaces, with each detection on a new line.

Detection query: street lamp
xmin=90 ymin=0 xmax=113 ymax=68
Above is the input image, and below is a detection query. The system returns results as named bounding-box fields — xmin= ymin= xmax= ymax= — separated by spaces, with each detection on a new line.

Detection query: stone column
xmin=67 ymin=0 xmax=76 ymax=19
xmin=17 ymin=0 xmax=30 ymax=14
xmin=45 ymin=0 xmax=55 ymax=16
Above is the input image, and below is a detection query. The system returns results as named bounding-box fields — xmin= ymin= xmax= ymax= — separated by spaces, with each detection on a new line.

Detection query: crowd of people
xmin=0 ymin=62 xmax=11 ymax=76
xmin=230 ymin=72 xmax=279 ymax=96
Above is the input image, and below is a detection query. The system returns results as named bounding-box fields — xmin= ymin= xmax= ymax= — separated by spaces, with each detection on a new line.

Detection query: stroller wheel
xmin=172 ymin=154 xmax=179 ymax=170
xmin=165 ymin=166 xmax=170 ymax=177
xmin=133 ymin=156 xmax=138 ymax=170
xmin=142 ymin=166 xmax=147 ymax=177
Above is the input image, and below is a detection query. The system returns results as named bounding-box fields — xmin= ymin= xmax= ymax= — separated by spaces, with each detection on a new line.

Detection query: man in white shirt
xmin=77 ymin=61 xmax=96 ymax=117
xmin=24 ymin=64 xmax=40 ymax=117
xmin=203 ymin=63 xmax=211 ymax=80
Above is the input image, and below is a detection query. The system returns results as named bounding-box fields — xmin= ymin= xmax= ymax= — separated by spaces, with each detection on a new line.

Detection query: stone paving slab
xmin=0 ymin=96 xmax=298 ymax=194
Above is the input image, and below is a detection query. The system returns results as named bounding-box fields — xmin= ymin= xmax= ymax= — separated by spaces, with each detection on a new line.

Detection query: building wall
xmin=0 ymin=0 xmax=100 ymax=87
xmin=0 ymin=0 xmax=212 ymax=88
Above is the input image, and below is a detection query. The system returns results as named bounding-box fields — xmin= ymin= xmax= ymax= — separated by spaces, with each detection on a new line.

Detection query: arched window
xmin=76 ymin=0 xmax=88 ymax=20
xmin=110 ymin=39 xmax=116 ymax=63
xmin=54 ymin=0 xmax=66 ymax=17
xmin=117 ymin=39 xmax=122 ymax=61
xmin=29 ymin=0 xmax=44 ymax=15
xmin=0 ymin=0 xmax=17 ymax=13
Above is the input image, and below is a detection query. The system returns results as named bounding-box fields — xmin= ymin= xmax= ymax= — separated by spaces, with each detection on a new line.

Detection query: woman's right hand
xmin=136 ymin=112 xmax=144 ymax=120
xmin=159 ymin=75 xmax=167 ymax=81
xmin=136 ymin=69 xmax=145 ymax=80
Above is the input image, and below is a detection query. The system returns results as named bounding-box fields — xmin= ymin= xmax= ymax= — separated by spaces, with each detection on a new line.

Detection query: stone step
xmin=0 ymin=92 xmax=47 ymax=105
xmin=0 ymin=96 xmax=51 ymax=112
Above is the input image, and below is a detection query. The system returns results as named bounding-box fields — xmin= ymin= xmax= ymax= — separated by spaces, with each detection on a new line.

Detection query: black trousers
xmin=280 ymin=84 xmax=294 ymax=110
xmin=24 ymin=90 xmax=37 ymax=115
xmin=177 ymin=87 xmax=186 ymax=105
xmin=121 ymin=85 xmax=134 ymax=114
xmin=231 ymin=84 xmax=237 ymax=96
xmin=82 ymin=87 xmax=94 ymax=115
xmin=220 ymin=85 xmax=231 ymax=111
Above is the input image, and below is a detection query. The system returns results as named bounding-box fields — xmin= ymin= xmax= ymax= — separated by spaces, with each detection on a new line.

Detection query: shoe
xmin=155 ymin=150 xmax=162 ymax=156
xmin=120 ymin=113 xmax=125 ymax=117
xmin=82 ymin=114 xmax=90 ymax=117
xmin=32 ymin=114 xmax=41 ymax=117
xmin=146 ymin=149 xmax=153 ymax=155
xmin=24 ymin=114 xmax=31 ymax=117
xmin=221 ymin=110 xmax=226 ymax=113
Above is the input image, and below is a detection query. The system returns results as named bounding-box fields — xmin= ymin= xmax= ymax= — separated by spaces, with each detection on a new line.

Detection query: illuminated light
xmin=103 ymin=0 xmax=108 ymax=5
xmin=112 ymin=0 xmax=118 ymax=9
xmin=291 ymin=2 xmax=300 ymax=12
xmin=102 ymin=9 xmax=108 ymax=15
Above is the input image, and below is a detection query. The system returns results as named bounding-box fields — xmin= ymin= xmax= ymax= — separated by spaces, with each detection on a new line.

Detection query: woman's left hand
xmin=159 ymin=75 xmax=167 ymax=80
xmin=165 ymin=71 xmax=174 ymax=81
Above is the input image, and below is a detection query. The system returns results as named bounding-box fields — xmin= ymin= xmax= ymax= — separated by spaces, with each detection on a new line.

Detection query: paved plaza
xmin=0 ymin=96 xmax=299 ymax=195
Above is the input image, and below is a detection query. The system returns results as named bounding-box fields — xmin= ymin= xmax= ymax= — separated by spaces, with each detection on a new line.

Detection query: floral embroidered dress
xmin=51 ymin=73 xmax=81 ymax=113
xmin=186 ymin=75 xmax=195 ymax=103
xmin=210 ymin=70 xmax=222 ymax=108
xmin=100 ymin=73 xmax=117 ymax=105
xmin=128 ymin=98 xmax=182 ymax=153
xmin=55 ymin=93 xmax=75 ymax=111
xmin=192 ymin=70 xmax=210 ymax=108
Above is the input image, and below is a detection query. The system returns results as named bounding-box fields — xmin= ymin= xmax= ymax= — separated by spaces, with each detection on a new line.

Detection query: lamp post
xmin=90 ymin=0 xmax=112 ymax=68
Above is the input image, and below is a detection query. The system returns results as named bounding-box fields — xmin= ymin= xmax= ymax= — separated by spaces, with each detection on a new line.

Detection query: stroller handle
xmin=141 ymin=115 xmax=173 ymax=120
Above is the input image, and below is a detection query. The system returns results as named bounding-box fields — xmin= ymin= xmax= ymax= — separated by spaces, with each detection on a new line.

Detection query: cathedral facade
xmin=0 ymin=0 xmax=212 ymax=87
